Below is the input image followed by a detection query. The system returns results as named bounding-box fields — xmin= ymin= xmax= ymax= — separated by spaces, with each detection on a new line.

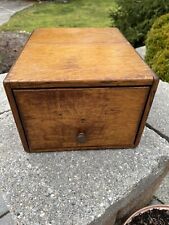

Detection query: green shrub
xmin=110 ymin=0 xmax=169 ymax=47
xmin=146 ymin=13 xmax=169 ymax=82
xmin=35 ymin=0 xmax=66 ymax=1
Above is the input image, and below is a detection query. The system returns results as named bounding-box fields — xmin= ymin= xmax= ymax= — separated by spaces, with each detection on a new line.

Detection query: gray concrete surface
xmin=136 ymin=46 xmax=169 ymax=140
xmin=149 ymin=197 xmax=163 ymax=205
xmin=0 ymin=0 xmax=34 ymax=26
xmin=135 ymin=46 xmax=146 ymax=59
xmin=136 ymin=46 xmax=169 ymax=205
xmin=155 ymin=175 xmax=169 ymax=204
xmin=0 ymin=192 xmax=9 ymax=217
xmin=147 ymin=81 xmax=169 ymax=204
xmin=0 ymin=46 xmax=169 ymax=224
xmin=0 ymin=71 xmax=169 ymax=224
xmin=147 ymin=80 xmax=169 ymax=141
xmin=0 ymin=213 xmax=14 ymax=225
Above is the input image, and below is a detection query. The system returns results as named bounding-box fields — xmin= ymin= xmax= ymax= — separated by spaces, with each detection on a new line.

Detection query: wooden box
xmin=4 ymin=28 xmax=158 ymax=153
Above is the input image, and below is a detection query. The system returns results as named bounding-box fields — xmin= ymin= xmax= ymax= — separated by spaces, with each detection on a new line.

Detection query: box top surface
xmin=5 ymin=28 xmax=154 ymax=88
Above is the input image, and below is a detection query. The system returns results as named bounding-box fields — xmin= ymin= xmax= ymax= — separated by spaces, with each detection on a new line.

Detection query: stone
xmin=149 ymin=197 xmax=163 ymax=205
xmin=136 ymin=45 xmax=169 ymax=205
xmin=0 ymin=213 xmax=14 ymax=225
xmin=0 ymin=0 xmax=34 ymax=25
xmin=0 ymin=73 xmax=10 ymax=114
xmin=1 ymin=45 xmax=169 ymax=223
xmin=136 ymin=45 xmax=169 ymax=139
xmin=0 ymin=192 xmax=9 ymax=217
xmin=155 ymin=173 xmax=169 ymax=204
xmin=146 ymin=76 xmax=169 ymax=205
xmin=135 ymin=46 xmax=146 ymax=59
xmin=1 ymin=46 xmax=169 ymax=224
xmin=0 ymin=12 xmax=12 ymax=25
xmin=0 ymin=109 xmax=169 ymax=225
xmin=147 ymin=80 xmax=169 ymax=141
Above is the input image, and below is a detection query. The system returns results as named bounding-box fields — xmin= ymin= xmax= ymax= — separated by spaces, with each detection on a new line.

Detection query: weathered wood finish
xmin=5 ymin=28 xmax=154 ymax=88
xmin=3 ymin=82 xmax=29 ymax=152
xmin=134 ymin=72 xmax=159 ymax=146
xmin=3 ymin=28 xmax=158 ymax=152
xmin=14 ymin=87 xmax=149 ymax=152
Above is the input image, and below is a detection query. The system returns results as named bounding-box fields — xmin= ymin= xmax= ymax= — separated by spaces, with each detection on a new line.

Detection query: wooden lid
xmin=5 ymin=28 xmax=154 ymax=88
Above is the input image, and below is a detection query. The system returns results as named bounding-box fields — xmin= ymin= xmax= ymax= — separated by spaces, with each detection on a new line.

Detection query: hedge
xmin=110 ymin=0 xmax=169 ymax=47
xmin=146 ymin=13 xmax=169 ymax=82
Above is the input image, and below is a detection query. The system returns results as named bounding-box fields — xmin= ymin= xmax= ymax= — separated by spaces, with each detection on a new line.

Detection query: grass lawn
xmin=0 ymin=0 xmax=117 ymax=32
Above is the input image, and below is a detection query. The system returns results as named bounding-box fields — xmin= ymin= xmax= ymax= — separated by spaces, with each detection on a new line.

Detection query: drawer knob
xmin=76 ymin=132 xmax=86 ymax=144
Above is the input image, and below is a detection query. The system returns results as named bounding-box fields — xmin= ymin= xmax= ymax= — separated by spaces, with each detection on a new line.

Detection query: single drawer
xmin=4 ymin=28 xmax=158 ymax=152
xmin=13 ymin=87 xmax=149 ymax=152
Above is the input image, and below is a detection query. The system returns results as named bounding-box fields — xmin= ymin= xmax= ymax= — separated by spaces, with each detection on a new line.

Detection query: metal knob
xmin=76 ymin=132 xmax=86 ymax=144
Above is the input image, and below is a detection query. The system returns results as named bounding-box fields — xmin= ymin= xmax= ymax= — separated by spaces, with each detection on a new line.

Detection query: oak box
xmin=4 ymin=28 xmax=158 ymax=152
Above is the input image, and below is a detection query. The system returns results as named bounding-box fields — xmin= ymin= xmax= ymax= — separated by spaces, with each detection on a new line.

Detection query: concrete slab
xmin=0 ymin=110 xmax=169 ymax=225
xmin=0 ymin=0 xmax=33 ymax=11
xmin=0 ymin=13 xmax=12 ymax=25
xmin=0 ymin=213 xmax=14 ymax=225
xmin=147 ymin=80 xmax=169 ymax=141
xmin=136 ymin=46 xmax=169 ymax=139
xmin=0 ymin=73 xmax=10 ymax=114
xmin=0 ymin=8 xmax=13 ymax=14
xmin=1 ymin=45 xmax=169 ymax=223
xmin=149 ymin=196 xmax=163 ymax=205
xmin=155 ymin=173 xmax=169 ymax=204
xmin=0 ymin=192 xmax=9 ymax=217
xmin=136 ymin=45 xmax=169 ymax=207
xmin=135 ymin=46 xmax=146 ymax=59
xmin=0 ymin=0 xmax=34 ymax=26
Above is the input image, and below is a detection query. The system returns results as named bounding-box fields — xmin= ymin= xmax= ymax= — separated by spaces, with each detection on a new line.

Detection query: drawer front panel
xmin=14 ymin=87 xmax=149 ymax=151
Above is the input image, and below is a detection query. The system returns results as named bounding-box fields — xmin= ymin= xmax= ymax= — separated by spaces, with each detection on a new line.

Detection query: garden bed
xmin=0 ymin=32 xmax=29 ymax=73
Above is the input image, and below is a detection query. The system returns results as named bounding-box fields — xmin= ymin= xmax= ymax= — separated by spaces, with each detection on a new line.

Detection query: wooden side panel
xmin=134 ymin=75 xmax=159 ymax=146
xmin=14 ymin=87 xmax=149 ymax=152
xmin=3 ymin=80 xmax=30 ymax=152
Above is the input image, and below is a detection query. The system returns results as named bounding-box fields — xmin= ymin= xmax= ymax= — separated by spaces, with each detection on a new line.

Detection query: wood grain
xmin=134 ymin=72 xmax=159 ymax=146
xmin=29 ymin=28 xmax=128 ymax=44
xmin=3 ymin=28 xmax=158 ymax=152
xmin=3 ymin=81 xmax=30 ymax=152
xmin=5 ymin=28 xmax=154 ymax=88
xmin=14 ymin=87 xmax=149 ymax=152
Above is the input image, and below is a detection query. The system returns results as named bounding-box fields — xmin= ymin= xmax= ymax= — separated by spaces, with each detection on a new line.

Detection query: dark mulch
xmin=126 ymin=209 xmax=169 ymax=225
xmin=0 ymin=32 xmax=29 ymax=74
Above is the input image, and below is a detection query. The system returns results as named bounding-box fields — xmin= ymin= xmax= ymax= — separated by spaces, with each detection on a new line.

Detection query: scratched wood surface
xmin=14 ymin=87 xmax=149 ymax=151
xmin=5 ymin=28 xmax=154 ymax=88
xmin=4 ymin=28 xmax=158 ymax=152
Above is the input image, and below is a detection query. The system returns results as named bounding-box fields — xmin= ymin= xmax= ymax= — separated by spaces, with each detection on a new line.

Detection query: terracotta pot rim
xmin=124 ymin=205 xmax=169 ymax=225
